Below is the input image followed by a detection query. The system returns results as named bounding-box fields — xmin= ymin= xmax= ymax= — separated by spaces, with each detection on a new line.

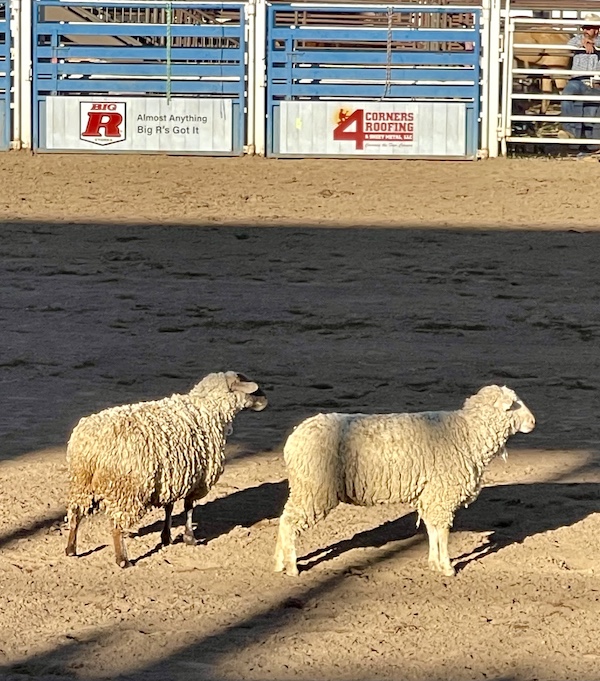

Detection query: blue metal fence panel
xmin=0 ymin=0 xmax=10 ymax=150
xmin=266 ymin=3 xmax=482 ymax=158
xmin=33 ymin=0 xmax=247 ymax=153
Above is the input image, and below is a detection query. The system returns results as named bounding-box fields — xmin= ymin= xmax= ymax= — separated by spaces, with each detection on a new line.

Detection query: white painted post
xmin=486 ymin=0 xmax=501 ymax=157
xmin=18 ymin=0 xmax=32 ymax=149
xmin=252 ymin=0 xmax=266 ymax=156
xmin=479 ymin=0 xmax=490 ymax=157
xmin=10 ymin=0 xmax=21 ymax=148
xmin=245 ymin=0 xmax=255 ymax=154
xmin=500 ymin=0 xmax=513 ymax=157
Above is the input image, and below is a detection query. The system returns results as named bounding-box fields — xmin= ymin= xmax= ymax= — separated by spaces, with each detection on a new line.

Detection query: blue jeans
xmin=561 ymin=79 xmax=600 ymax=143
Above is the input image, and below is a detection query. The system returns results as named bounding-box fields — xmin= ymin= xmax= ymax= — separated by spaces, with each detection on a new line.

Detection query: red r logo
xmin=81 ymin=112 xmax=123 ymax=138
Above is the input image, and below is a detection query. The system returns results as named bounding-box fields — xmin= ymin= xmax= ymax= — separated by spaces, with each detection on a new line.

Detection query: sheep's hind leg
xmin=273 ymin=521 xmax=287 ymax=574
xmin=183 ymin=496 xmax=197 ymax=546
xmin=65 ymin=507 xmax=83 ymax=557
xmin=112 ymin=524 xmax=132 ymax=568
xmin=161 ymin=502 xmax=174 ymax=546
xmin=274 ymin=510 xmax=304 ymax=576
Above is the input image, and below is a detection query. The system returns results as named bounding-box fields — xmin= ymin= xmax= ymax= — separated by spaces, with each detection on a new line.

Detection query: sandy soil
xmin=2 ymin=151 xmax=600 ymax=681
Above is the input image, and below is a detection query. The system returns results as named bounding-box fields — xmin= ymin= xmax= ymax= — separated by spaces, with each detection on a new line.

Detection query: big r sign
xmin=44 ymin=96 xmax=234 ymax=152
xmin=80 ymin=102 xmax=127 ymax=146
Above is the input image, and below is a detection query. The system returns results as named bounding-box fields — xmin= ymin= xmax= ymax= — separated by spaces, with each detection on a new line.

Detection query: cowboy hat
xmin=583 ymin=12 xmax=600 ymax=24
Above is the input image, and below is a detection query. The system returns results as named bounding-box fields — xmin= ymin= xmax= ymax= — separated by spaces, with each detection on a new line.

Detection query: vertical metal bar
xmin=253 ymin=0 xmax=266 ymax=155
xmin=479 ymin=0 xmax=490 ymax=156
xmin=500 ymin=12 xmax=515 ymax=157
xmin=166 ymin=1 xmax=172 ymax=103
xmin=472 ymin=8 xmax=482 ymax=156
xmin=20 ymin=0 xmax=31 ymax=148
xmin=486 ymin=0 xmax=501 ymax=157
xmin=9 ymin=0 xmax=19 ymax=148
xmin=246 ymin=0 xmax=256 ymax=153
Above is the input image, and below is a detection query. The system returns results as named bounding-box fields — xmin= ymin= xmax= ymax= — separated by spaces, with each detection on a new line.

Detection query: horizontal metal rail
xmin=506 ymin=136 xmax=600 ymax=145
xmin=512 ymin=93 xmax=600 ymax=101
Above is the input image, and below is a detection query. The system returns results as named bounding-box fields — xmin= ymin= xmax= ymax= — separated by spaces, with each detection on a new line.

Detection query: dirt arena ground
xmin=2 ymin=152 xmax=600 ymax=681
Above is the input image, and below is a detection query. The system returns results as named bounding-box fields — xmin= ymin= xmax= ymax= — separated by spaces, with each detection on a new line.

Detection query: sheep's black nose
xmin=251 ymin=393 xmax=268 ymax=411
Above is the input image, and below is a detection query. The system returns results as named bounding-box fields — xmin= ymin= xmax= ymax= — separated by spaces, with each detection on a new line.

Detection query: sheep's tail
xmin=282 ymin=413 xmax=346 ymax=527
xmin=65 ymin=425 xmax=100 ymax=522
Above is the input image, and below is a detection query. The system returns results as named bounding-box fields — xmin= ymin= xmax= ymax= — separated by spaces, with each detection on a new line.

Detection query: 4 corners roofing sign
xmin=333 ymin=107 xmax=415 ymax=149
xmin=278 ymin=101 xmax=467 ymax=157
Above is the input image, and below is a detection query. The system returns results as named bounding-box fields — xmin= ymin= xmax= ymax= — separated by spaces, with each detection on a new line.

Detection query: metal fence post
xmin=253 ymin=0 xmax=266 ymax=156
xmin=19 ymin=0 xmax=32 ymax=148
xmin=246 ymin=0 xmax=255 ymax=153
xmin=10 ymin=0 xmax=21 ymax=147
xmin=487 ymin=0 xmax=501 ymax=157
xmin=479 ymin=0 xmax=490 ymax=157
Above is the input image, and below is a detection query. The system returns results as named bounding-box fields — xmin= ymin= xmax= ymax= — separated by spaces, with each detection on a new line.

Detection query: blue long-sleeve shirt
xmin=568 ymin=34 xmax=600 ymax=73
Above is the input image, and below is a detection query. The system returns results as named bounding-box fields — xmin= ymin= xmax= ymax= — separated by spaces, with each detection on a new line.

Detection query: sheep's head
xmin=464 ymin=385 xmax=535 ymax=434
xmin=190 ymin=372 xmax=268 ymax=412
xmin=225 ymin=371 xmax=268 ymax=411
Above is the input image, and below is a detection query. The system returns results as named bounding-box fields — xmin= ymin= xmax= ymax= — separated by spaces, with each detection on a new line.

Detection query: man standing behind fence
xmin=558 ymin=13 xmax=600 ymax=153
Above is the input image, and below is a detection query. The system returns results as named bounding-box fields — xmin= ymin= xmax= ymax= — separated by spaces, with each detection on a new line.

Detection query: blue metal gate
xmin=32 ymin=0 xmax=247 ymax=153
xmin=0 ymin=0 xmax=10 ymax=150
xmin=266 ymin=4 xmax=482 ymax=158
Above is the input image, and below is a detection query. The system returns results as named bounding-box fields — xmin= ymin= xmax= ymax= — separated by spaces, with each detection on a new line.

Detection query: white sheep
xmin=65 ymin=371 xmax=267 ymax=568
xmin=274 ymin=385 xmax=535 ymax=577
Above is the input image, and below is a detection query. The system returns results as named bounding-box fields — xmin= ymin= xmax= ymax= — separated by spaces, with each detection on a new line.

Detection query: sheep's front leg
xmin=183 ymin=496 xmax=197 ymax=545
xmin=424 ymin=519 xmax=454 ymax=577
xmin=65 ymin=507 xmax=82 ymax=557
xmin=112 ymin=525 xmax=131 ymax=568
xmin=424 ymin=520 xmax=440 ymax=572
xmin=436 ymin=526 xmax=455 ymax=577
xmin=274 ymin=512 xmax=299 ymax=576
xmin=161 ymin=502 xmax=174 ymax=547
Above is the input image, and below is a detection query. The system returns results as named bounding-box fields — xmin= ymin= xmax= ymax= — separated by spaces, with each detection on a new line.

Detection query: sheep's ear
xmin=226 ymin=372 xmax=259 ymax=394
xmin=497 ymin=386 xmax=516 ymax=411
xmin=476 ymin=385 xmax=514 ymax=411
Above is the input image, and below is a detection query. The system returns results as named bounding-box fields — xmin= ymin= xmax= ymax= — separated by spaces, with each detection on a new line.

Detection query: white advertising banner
xmin=44 ymin=96 xmax=234 ymax=152
xmin=279 ymin=101 xmax=467 ymax=157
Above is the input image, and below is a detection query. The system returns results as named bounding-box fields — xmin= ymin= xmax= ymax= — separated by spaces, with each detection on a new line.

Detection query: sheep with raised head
xmin=274 ymin=385 xmax=534 ymax=577
xmin=65 ymin=371 xmax=267 ymax=568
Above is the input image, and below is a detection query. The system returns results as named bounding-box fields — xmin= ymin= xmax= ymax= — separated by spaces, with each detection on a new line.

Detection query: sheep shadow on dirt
xmin=136 ymin=480 xmax=288 ymax=555
xmin=298 ymin=482 xmax=600 ymax=574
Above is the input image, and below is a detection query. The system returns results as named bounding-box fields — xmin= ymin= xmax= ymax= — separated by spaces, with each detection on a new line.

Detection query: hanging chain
xmin=166 ymin=2 xmax=172 ymax=104
xmin=381 ymin=7 xmax=394 ymax=100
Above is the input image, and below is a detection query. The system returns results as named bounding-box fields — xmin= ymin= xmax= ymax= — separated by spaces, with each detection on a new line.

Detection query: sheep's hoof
xmin=183 ymin=533 xmax=197 ymax=546
xmin=65 ymin=547 xmax=77 ymax=557
xmin=428 ymin=560 xmax=455 ymax=577
xmin=284 ymin=564 xmax=299 ymax=577
xmin=118 ymin=559 xmax=132 ymax=569
xmin=160 ymin=534 xmax=171 ymax=547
